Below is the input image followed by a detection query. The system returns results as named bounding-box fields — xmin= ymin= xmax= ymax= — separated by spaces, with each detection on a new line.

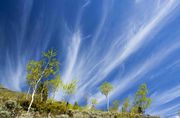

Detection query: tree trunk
xmin=107 ymin=95 xmax=109 ymax=111
xmin=48 ymin=112 xmax=51 ymax=118
xmin=40 ymin=87 xmax=45 ymax=102
xmin=27 ymin=57 xmax=51 ymax=114
xmin=27 ymin=79 xmax=41 ymax=114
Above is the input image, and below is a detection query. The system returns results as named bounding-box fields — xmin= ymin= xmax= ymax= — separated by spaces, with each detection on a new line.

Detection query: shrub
xmin=46 ymin=102 xmax=67 ymax=114
xmin=0 ymin=110 xmax=11 ymax=118
xmin=5 ymin=100 xmax=17 ymax=110
xmin=19 ymin=100 xmax=30 ymax=110
xmin=0 ymin=106 xmax=11 ymax=118
xmin=73 ymin=102 xmax=80 ymax=110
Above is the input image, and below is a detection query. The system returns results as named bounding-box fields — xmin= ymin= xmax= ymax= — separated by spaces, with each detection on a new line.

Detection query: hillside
xmin=0 ymin=87 xmax=26 ymax=100
xmin=0 ymin=87 xmax=159 ymax=118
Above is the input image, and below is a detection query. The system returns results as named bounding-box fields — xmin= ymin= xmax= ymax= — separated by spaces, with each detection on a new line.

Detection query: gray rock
xmin=55 ymin=114 xmax=69 ymax=118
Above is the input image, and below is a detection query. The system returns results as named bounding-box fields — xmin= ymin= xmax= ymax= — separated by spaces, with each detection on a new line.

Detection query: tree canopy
xmin=63 ymin=79 xmax=78 ymax=102
xmin=26 ymin=49 xmax=60 ymax=113
xmin=133 ymin=83 xmax=152 ymax=114
xmin=99 ymin=82 xmax=113 ymax=111
xmin=110 ymin=100 xmax=120 ymax=112
xmin=99 ymin=82 xmax=113 ymax=97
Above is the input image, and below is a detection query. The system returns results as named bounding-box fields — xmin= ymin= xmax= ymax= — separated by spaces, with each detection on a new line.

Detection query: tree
xmin=122 ymin=98 xmax=129 ymax=112
xmin=63 ymin=79 xmax=78 ymax=103
xmin=73 ymin=101 xmax=79 ymax=110
xmin=26 ymin=49 xmax=60 ymax=113
xmin=99 ymin=82 xmax=113 ymax=111
xmin=131 ymin=106 xmax=138 ymax=113
xmin=91 ymin=98 xmax=97 ymax=110
xmin=109 ymin=100 xmax=120 ymax=112
xmin=133 ymin=83 xmax=152 ymax=114
xmin=36 ymin=82 xmax=48 ymax=102
xmin=48 ymin=74 xmax=62 ymax=100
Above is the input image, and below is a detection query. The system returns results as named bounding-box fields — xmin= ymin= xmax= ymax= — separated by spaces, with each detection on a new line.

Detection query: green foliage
xmin=48 ymin=74 xmax=62 ymax=99
xmin=130 ymin=106 xmax=138 ymax=113
xmin=43 ymin=49 xmax=57 ymax=59
xmin=109 ymin=100 xmax=120 ymax=112
xmin=26 ymin=48 xmax=60 ymax=88
xmin=0 ymin=87 xmax=86 ymax=116
xmin=0 ymin=87 xmax=27 ymax=104
xmin=99 ymin=82 xmax=113 ymax=97
xmin=19 ymin=100 xmax=29 ymax=111
xmin=91 ymin=98 xmax=97 ymax=110
xmin=122 ymin=98 xmax=129 ymax=112
xmin=0 ymin=99 xmax=23 ymax=118
xmin=0 ymin=109 xmax=11 ymax=118
xmin=0 ymin=86 xmax=159 ymax=117
xmin=26 ymin=60 xmax=43 ymax=87
xmin=133 ymin=83 xmax=152 ymax=114
xmin=117 ymin=112 xmax=143 ymax=118
xmin=99 ymin=82 xmax=113 ymax=111
xmin=5 ymin=100 xmax=17 ymax=110
xmin=26 ymin=49 xmax=60 ymax=112
xmin=36 ymin=82 xmax=48 ymax=102
xmin=63 ymin=80 xmax=78 ymax=102
xmin=19 ymin=99 xmax=69 ymax=114
xmin=43 ymin=49 xmax=59 ymax=78
xmin=73 ymin=101 xmax=80 ymax=110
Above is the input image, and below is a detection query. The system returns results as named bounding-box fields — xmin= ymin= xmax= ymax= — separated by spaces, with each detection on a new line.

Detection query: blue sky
xmin=0 ymin=0 xmax=180 ymax=117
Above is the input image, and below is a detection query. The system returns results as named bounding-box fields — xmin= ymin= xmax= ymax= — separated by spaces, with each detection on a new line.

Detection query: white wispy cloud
xmin=62 ymin=31 xmax=81 ymax=83
xmin=101 ymin=0 xmax=178 ymax=81
xmin=70 ymin=0 xmax=180 ymax=103
xmin=82 ymin=0 xmax=91 ymax=8
xmin=1 ymin=53 xmax=26 ymax=91
xmin=0 ymin=0 xmax=58 ymax=91
xmin=150 ymin=104 xmax=180 ymax=117
xmin=1 ymin=1 xmax=180 ymax=117
xmin=147 ymin=84 xmax=180 ymax=116
xmin=92 ymin=40 xmax=180 ymax=106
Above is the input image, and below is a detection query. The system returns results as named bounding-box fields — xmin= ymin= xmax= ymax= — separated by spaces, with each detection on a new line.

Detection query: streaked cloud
xmin=70 ymin=0 xmax=180 ymax=103
xmin=0 ymin=0 xmax=180 ymax=117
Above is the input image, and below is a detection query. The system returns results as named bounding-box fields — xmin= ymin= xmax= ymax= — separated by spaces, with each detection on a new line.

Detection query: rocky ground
xmin=0 ymin=109 xmax=159 ymax=118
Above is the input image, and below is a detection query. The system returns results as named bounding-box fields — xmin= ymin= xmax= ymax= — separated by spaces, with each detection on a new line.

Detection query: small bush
xmin=5 ymin=100 xmax=17 ymax=110
xmin=19 ymin=100 xmax=30 ymax=110
xmin=0 ymin=110 xmax=11 ymax=118
xmin=0 ymin=106 xmax=11 ymax=118
xmin=46 ymin=102 xmax=67 ymax=114
xmin=73 ymin=102 xmax=80 ymax=110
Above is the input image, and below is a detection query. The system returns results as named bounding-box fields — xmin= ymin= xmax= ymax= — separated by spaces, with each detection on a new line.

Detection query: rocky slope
xmin=0 ymin=86 xmax=159 ymax=118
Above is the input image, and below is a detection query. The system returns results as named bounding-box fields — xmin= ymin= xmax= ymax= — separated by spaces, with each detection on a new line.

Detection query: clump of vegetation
xmin=26 ymin=49 xmax=60 ymax=113
xmin=133 ymin=83 xmax=152 ymax=114
xmin=0 ymin=110 xmax=11 ymax=118
xmin=5 ymin=100 xmax=17 ymax=110
xmin=91 ymin=98 xmax=98 ymax=110
xmin=63 ymin=79 xmax=78 ymax=103
xmin=0 ymin=105 xmax=11 ymax=118
xmin=0 ymin=49 xmax=157 ymax=118
xmin=99 ymin=82 xmax=113 ymax=111
xmin=48 ymin=74 xmax=62 ymax=100
xmin=122 ymin=98 xmax=130 ymax=112
xmin=109 ymin=100 xmax=120 ymax=112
